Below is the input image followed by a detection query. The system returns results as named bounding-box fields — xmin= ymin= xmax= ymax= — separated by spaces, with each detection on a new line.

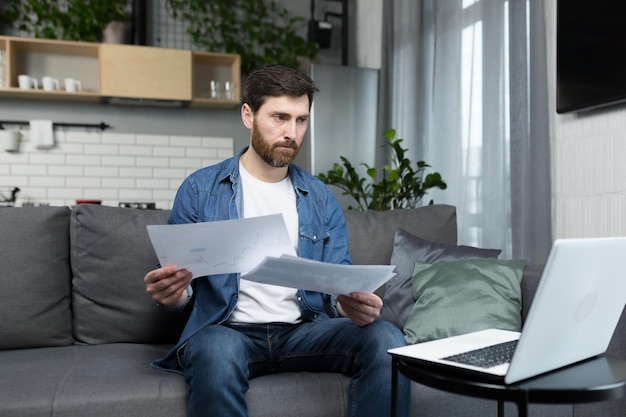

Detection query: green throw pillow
xmin=403 ymin=258 xmax=525 ymax=344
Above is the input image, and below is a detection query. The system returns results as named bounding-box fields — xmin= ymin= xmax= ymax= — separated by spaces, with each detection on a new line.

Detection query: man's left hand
xmin=336 ymin=292 xmax=383 ymax=327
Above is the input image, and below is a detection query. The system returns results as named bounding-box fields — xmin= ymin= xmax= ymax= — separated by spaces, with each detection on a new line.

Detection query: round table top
xmin=393 ymin=354 xmax=626 ymax=405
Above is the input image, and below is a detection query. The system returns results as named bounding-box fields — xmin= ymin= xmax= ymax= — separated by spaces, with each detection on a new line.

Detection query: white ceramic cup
xmin=0 ymin=130 xmax=21 ymax=152
xmin=64 ymin=78 xmax=82 ymax=92
xmin=18 ymin=74 xmax=38 ymax=90
xmin=42 ymin=76 xmax=60 ymax=91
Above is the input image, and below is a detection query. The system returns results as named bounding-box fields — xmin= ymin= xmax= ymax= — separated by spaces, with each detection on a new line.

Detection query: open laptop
xmin=388 ymin=237 xmax=626 ymax=384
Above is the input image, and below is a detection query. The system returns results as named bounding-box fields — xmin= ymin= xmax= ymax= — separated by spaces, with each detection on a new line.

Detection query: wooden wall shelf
xmin=0 ymin=36 xmax=241 ymax=109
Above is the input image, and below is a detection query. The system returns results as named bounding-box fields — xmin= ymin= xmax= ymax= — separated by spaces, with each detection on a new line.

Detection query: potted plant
xmin=166 ymin=0 xmax=319 ymax=74
xmin=317 ymin=129 xmax=447 ymax=211
xmin=3 ymin=0 xmax=130 ymax=42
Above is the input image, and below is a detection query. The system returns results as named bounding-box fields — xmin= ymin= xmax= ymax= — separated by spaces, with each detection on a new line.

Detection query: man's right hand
xmin=144 ymin=265 xmax=193 ymax=309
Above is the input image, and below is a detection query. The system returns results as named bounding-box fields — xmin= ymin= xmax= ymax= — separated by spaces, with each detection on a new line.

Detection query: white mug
xmin=0 ymin=130 xmax=21 ymax=152
xmin=42 ymin=76 xmax=59 ymax=91
xmin=64 ymin=78 xmax=82 ymax=92
xmin=18 ymin=74 xmax=38 ymax=90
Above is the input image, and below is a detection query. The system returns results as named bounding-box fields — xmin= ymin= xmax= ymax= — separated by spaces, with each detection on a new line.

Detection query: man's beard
xmin=250 ymin=122 xmax=300 ymax=168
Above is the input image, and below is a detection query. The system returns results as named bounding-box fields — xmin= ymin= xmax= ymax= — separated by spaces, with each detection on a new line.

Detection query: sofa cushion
xmin=381 ymin=228 xmax=502 ymax=329
xmin=403 ymin=258 xmax=525 ymax=344
xmin=0 ymin=206 xmax=73 ymax=349
xmin=0 ymin=344 xmax=350 ymax=417
xmin=0 ymin=344 xmax=187 ymax=417
xmin=247 ymin=372 xmax=350 ymax=417
xmin=344 ymin=204 xmax=457 ymax=267
xmin=70 ymin=205 xmax=187 ymax=344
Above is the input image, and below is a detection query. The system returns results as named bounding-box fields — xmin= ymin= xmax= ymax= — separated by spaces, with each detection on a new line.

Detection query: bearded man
xmin=143 ymin=65 xmax=410 ymax=417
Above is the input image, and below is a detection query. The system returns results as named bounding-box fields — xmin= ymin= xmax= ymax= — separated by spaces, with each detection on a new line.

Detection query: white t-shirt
xmin=227 ymin=162 xmax=302 ymax=324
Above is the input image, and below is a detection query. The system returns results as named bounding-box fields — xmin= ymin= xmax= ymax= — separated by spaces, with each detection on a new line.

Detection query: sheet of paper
xmin=242 ymin=254 xmax=396 ymax=295
xmin=146 ymin=214 xmax=296 ymax=278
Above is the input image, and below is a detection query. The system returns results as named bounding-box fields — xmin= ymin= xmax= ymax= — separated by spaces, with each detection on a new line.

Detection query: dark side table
xmin=391 ymin=354 xmax=626 ymax=417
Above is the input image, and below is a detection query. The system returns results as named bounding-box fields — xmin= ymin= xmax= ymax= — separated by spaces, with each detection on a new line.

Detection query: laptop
xmin=388 ymin=237 xmax=626 ymax=384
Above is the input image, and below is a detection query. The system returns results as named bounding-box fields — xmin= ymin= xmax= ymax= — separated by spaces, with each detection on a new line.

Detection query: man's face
xmin=249 ymin=95 xmax=310 ymax=168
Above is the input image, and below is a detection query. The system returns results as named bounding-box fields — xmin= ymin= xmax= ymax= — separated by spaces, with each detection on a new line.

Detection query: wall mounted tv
xmin=557 ymin=0 xmax=626 ymax=114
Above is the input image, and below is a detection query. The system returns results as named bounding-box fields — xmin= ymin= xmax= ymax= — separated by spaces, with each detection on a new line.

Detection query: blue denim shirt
xmin=153 ymin=147 xmax=352 ymax=373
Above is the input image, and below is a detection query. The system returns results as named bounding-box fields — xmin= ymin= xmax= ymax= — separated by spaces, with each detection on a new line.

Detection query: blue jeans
xmin=180 ymin=318 xmax=411 ymax=417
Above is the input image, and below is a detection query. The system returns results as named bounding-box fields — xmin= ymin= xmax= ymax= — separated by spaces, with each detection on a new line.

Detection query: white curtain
xmin=379 ymin=0 xmax=551 ymax=263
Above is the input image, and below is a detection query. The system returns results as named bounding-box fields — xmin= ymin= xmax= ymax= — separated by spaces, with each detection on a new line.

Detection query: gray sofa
xmin=1 ymin=204 xmax=625 ymax=417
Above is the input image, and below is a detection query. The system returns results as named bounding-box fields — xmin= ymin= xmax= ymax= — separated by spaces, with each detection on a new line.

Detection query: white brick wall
xmin=552 ymin=112 xmax=626 ymax=238
xmin=0 ymin=129 xmax=234 ymax=209
xmin=546 ymin=1 xmax=626 ymax=239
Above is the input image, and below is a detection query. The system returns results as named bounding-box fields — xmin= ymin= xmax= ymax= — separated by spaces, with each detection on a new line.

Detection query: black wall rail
xmin=0 ymin=121 xmax=111 ymax=131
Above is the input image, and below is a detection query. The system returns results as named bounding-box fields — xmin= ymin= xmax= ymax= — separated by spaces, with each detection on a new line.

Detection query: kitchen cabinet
xmin=100 ymin=43 xmax=191 ymax=102
xmin=0 ymin=36 xmax=241 ymax=108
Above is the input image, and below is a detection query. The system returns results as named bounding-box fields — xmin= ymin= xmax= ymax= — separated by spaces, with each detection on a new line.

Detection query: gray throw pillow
xmin=0 ymin=206 xmax=73 ymax=349
xmin=70 ymin=204 xmax=188 ymax=344
xmin=403 ymin=258 xmax=525 ymax=344
xmin=380 ymin=228 xmax=501 ymax=329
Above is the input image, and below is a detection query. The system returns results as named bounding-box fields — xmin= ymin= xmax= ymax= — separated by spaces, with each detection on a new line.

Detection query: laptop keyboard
xmin=441 ymin=340 xmax=518 ymax=369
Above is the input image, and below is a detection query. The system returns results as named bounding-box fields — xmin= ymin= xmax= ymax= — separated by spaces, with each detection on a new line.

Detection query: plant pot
xmin=103 ymin=21 xmax=128 ymax=44
xmin=0 ymin=130 xmax=21 ymax=152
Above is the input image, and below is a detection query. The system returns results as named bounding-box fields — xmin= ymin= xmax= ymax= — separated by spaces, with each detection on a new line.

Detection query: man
xmin=144 ymin=65 xmax=410 ymax=417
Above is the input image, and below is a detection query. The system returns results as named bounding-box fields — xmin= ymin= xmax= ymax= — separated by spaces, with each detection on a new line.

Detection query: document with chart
xmin=147 ymin=214 xmax=395 ymax=294
xmin=147 ymin=214 xmax=297 ymax=278
xmin=241 ymin=254 xmax=396 ymax=295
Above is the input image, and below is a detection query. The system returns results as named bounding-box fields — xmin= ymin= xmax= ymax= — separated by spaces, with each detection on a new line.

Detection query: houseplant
xmin=3 ymin=0 xmax=129 ymax=42
xmin=166 ymin=0 xmax=318 ymax=74
xmin=317 ymin=129 xmax=447 ymax=211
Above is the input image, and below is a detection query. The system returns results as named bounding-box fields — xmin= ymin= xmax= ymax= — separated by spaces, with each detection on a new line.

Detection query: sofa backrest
xmin=1 ymin=203 xmax=459 ymax=350
xmin=344 ymin=204 xmax=457 ymax=266
xmin=0 ymin=206 xmax=73 ymax=350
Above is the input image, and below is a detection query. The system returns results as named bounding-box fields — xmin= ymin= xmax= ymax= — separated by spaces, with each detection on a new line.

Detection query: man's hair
xmin=242 ymin=65 xmax=318 ymax=113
